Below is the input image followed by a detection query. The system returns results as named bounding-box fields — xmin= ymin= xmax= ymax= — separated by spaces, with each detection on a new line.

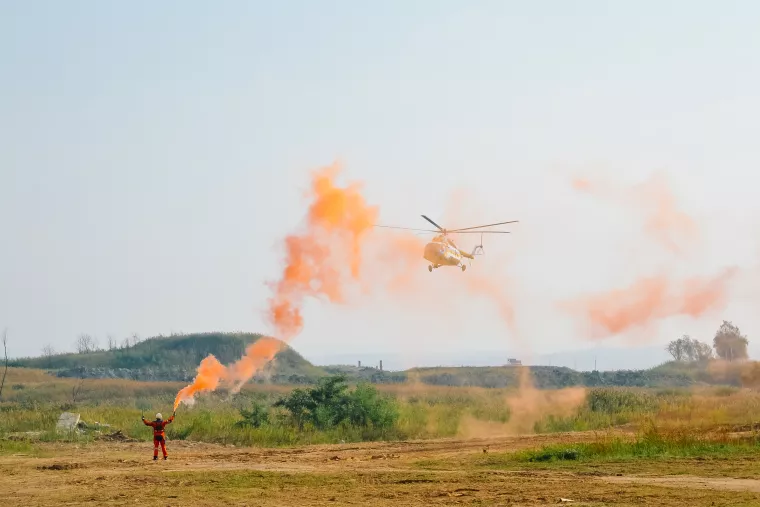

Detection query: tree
xmin=666 ymin=336 xmax=688 ymax=361
xmin=0 ymin=328 xmax=8 ymax=400
xmin=691 ymin=340 xmax=714 ymax=361
xmin=713 ymin=320 xmax=749 ymax=361
xmin=107 ymin=335 xmax=116 ymax=350
xmin=75 ymin=334 xmax=97 ymax=354
xmin=666 ymin=335 xmax=713 ymax=362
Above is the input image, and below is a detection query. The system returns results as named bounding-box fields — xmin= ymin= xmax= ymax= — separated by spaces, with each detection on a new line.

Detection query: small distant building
xmin=505 ymin=358 xmax=522 ymax=366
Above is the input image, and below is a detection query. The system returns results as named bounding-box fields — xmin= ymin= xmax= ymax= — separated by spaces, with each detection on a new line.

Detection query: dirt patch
xmin=37 ymin=463 xmax=84 ymax=471
xmin=97 ymin=430 xmax=137 ymax=443
xmin=601 ymin=475 xmax=760 ymax=493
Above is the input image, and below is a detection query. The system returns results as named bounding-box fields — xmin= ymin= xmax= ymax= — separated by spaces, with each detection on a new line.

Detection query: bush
xmin=235 ymin=401 xmax=269 ymax=428
xmin=272 ymin=374 xmax=398 ymax=433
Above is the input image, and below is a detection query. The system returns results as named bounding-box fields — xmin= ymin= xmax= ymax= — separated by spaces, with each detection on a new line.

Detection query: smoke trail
xmin=174 ymin=163 xmax=377 ymax=409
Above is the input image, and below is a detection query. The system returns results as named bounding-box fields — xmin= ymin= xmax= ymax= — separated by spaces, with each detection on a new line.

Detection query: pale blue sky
xmin=2 ymin=1 xmax=760 ymax=367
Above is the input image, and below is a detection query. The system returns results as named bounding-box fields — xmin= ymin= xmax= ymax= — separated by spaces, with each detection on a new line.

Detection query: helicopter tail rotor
xmin=471 ymin=232 xmax=485 ymax=256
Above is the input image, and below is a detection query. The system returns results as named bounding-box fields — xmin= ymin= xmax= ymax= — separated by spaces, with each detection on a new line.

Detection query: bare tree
xmin=666 ymin=336 xmax=687 ymax=361
xmin=107 ymin=335 xmax=116 ymax=351
xmin=75 ymin=333 xmax=97 ymax=354
xmin=0 ymin=328 xmax=8 ymax=400
xmin=42 ymin=344 xmax=55 ymax=368
xmin=71 ymin=366 xmax=86 ymax=405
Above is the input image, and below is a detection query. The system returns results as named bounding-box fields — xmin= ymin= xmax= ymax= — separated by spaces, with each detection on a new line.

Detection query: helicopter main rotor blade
xmin=453 ymin=230 xmax=511 ymax=234
xmin=421 ymin=215 xmax=444 ymax=231
xmin=373 ymin=225 xmax=438 ymax=233
xmin=448 ymin=220 xmax=519 ymax=232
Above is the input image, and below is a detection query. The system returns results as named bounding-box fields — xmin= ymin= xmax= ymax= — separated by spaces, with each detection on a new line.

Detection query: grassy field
xmin=2 ymin=367 xmax=760 ymax=446
xmin=5 ymin=366 xmax=760 ymax=505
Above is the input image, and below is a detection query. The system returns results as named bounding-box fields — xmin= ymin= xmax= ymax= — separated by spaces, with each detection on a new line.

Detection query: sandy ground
xmin=3 ymin=431 xmax=760 ymax=506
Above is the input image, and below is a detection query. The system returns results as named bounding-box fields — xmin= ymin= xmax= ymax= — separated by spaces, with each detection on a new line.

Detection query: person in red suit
xmin=142 ymin=411 xmax=175 ymax=460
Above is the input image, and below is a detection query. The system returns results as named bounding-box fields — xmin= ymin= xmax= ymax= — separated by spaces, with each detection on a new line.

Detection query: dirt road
xmin=3 ymin=431 xmax=760 ymax=506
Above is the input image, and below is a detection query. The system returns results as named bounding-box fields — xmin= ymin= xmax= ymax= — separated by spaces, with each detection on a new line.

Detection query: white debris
xmin=56 ymin=412 xmax=81 ymax=433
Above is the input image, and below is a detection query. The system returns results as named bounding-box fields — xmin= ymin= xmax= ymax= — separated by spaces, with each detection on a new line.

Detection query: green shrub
xmin=235 ymin=402 xmax=269 ymax=428
xmin=272 ymin=374 xmax=398 ymax=433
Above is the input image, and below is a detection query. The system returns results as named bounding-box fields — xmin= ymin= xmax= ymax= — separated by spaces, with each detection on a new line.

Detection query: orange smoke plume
xmin=174 ymin=163 xmax=378 ymax=409
xmin=173 ymin=337 xmax=283 ymax=410
xmin=561 ymin=268 xmax=736 ymax=339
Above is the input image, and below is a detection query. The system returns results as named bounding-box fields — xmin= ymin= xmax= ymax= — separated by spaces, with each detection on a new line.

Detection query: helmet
xmin=155 ymin=413 xmax=162 ymax=420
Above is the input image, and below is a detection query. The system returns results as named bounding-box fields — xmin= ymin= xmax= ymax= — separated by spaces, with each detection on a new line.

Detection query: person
xmin=141 ymin=411 xmax=175 ymax=460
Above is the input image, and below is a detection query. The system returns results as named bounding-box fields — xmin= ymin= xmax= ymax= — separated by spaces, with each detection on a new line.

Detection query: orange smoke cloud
xmin=571 ymin=171 xmax=698 ymax=255
xmin=267 ymin=163 xmax=378 ymax=340
xmin=564 ymin=170 xmax=733 ymax=339
xmin=634 ymin=173 xmax=699 ymax=255
xmin=174 ymin=163 xmax=378 ymax=409
xmin=561 ymin=268 xmax=736 ymax=339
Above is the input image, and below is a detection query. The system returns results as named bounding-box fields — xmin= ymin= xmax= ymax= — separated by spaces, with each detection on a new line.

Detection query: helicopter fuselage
xmin=423 ymin=237 xmax=472 ymax=271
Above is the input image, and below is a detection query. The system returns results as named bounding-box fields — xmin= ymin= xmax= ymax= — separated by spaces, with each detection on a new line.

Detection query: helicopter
xmin=375 ymin=215 xmax=518 ymax=272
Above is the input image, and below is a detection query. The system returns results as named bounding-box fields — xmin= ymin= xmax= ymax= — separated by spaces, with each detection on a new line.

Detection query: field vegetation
xmin=4 ymin=320 xmax=760 ymax=466
xmin=4 ymin=364 xmax=760 ymax=455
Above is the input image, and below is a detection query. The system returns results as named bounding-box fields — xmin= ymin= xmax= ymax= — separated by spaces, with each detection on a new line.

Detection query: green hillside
xmin=9 ymin=332 xmax=326 ymax=384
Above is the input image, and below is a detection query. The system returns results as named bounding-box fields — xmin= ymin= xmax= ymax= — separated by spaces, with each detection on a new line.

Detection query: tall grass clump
xmin=534 ymin=388 xmax=669 ymax=433
xmin=514 ymin=420 xmax=760 ymax=463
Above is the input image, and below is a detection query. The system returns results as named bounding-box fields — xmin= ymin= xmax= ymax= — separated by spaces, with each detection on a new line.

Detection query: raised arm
xmin=141 ymin=416 xmax=154 ymax=427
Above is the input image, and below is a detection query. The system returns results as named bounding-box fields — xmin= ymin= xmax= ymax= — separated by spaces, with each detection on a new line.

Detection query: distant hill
xmin=9 ymin=332 xmax=326 ymax=384
xmin=400 ymin=364 xmax=696 ymax=388
xmin=8 ymin=332 xmax=744 ymax=389
xmin=306 ymin=345 xmax=673 ymax=371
